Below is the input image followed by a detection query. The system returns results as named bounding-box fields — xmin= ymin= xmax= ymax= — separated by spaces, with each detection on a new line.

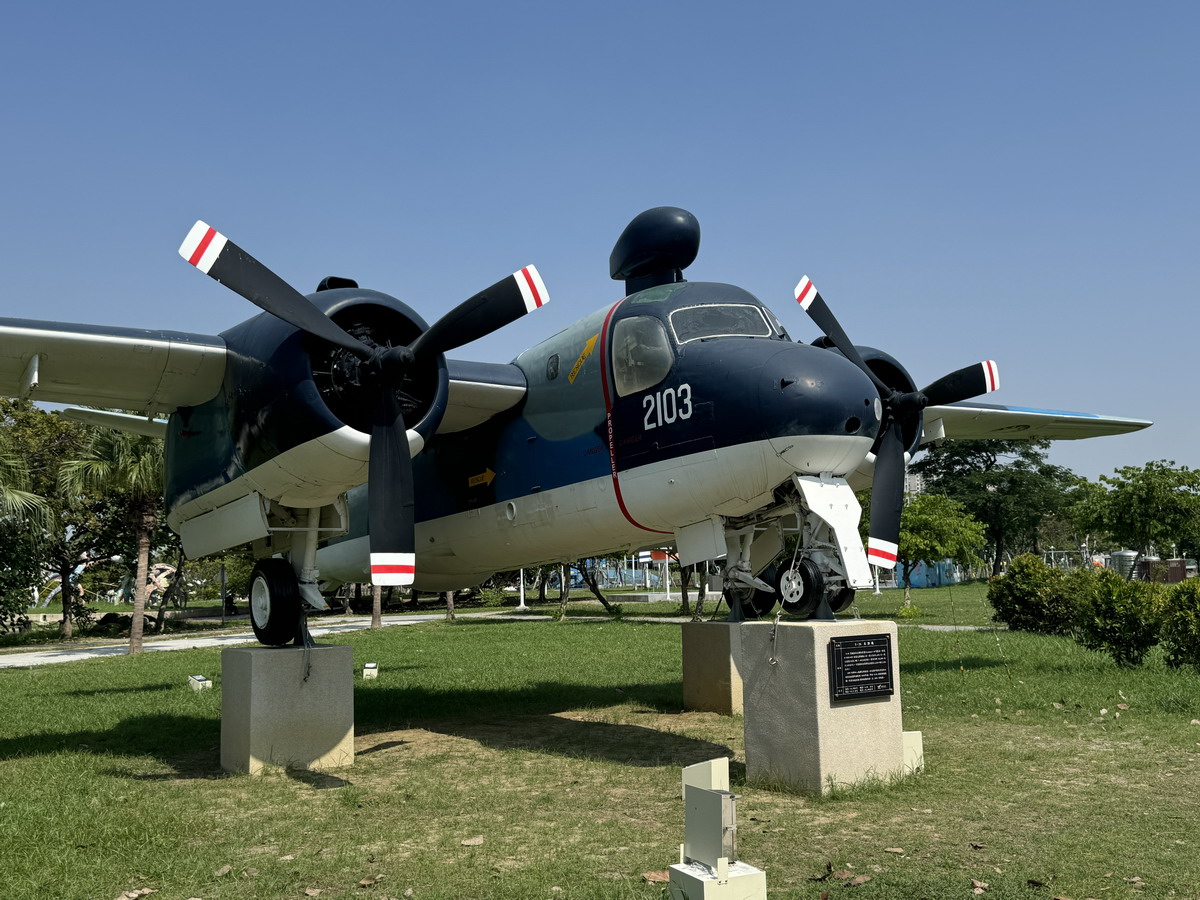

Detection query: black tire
xmin=249 ymin=559 xmax=301 ymax=646
xmin=776 ymin=558 xmax=823 ymax=619
xmin=829 ymin=586 xmax=857 ymax=613
xmin=725 ymin=565 xmax=778 ymax=620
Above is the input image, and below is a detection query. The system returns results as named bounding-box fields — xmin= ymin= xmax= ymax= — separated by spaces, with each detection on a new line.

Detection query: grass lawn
xmin=1 ymin=614 xmax=1198 ymax=899
xmin=536 ymin=580 xmax=999 ymax=628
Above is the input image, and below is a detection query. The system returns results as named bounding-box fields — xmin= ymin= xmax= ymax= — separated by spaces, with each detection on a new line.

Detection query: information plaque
xmin=827 ymin=634 xmax=894 ymax=702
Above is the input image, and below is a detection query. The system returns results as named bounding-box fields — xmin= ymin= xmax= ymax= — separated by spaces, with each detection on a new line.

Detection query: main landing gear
xmin=249 ymin=506 xmax=331 ymax=646
xmin=249 ymin=559 xmax=301 ymax=645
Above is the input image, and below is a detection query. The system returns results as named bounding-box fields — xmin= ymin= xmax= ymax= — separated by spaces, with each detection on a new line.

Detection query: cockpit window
xmin=612 ymin=316 xmax=674 ymax=397
xmin=669 ymin=303 xmax=774 ymax=344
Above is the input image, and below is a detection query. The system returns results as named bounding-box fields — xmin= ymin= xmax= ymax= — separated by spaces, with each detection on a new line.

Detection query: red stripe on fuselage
xmin=597 ymin=299 xmax=671 ymax=536
xmin=188 ymin=227 xmax=217 ymax=267
xmin=521 ymin=267 xmax=544 ymax=307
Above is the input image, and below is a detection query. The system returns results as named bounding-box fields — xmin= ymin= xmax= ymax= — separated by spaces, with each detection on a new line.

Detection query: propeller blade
xmin=179 ymin=221 xmax=370 ymax=360
xmin=867 ymin=424 xmax=905 ymax=570
xmin=409 ymin=266 xmax=549 ymax=359
xmin=367 ymin=390 xmax=416 ymax=586
xmin=921 ymin=360 xmax=1000 ymax=407
xmin=794 ymin=276 xmax=889 ymax=394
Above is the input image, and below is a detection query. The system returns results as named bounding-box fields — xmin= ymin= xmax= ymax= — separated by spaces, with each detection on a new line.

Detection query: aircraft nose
xmin=757 ymin=343 xmax=879 ymax=475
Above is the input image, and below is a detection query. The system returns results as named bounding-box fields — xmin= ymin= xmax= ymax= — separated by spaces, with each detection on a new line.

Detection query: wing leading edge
xmin=923 ymin=401 xmax=1152 ymax=444
xmin=0 ymin=318 xmax=227 ymax=413
xmin=0 ymin=318 xmax=528 ymax=437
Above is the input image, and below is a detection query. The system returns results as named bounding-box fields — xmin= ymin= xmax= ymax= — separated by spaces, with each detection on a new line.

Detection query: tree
xmin=910 ymin=440 xmax=1075 ymax=576
xmin=571 ymin=559 xmax=620 ymax=616
xmin=1097 ymin=461 xmax=1200 ymax=572
xmin=895 ymin=493 xmax=985 ymax=604
xmin=0 ymin=400 xmax=126 ymax=639
xmin=0 ymin=429 xmax=49 ymax=528
xmin=60 ymin=427 xmax=165 ymax=654
xmin=0 ymin=424 xmax=50 ymax=630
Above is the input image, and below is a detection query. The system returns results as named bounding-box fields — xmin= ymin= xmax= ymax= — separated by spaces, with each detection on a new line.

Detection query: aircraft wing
xmin=0 ymin=318 xmax=227 ymax=413
xmin=922 ymin=401 xmax=1152 ymax=444
xmin=439 ymin=359 xmax=527 ymax=433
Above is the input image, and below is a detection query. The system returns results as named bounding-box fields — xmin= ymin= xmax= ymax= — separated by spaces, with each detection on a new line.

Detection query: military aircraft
xmin=0 ymin=207 xmax=1150 ymax=644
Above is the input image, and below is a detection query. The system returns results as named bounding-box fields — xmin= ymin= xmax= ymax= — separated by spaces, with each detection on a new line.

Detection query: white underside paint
xmin=167 ymin=426 xmax=423 ymax=533
xmin=317 ymin=434 xmax=873 ymax=591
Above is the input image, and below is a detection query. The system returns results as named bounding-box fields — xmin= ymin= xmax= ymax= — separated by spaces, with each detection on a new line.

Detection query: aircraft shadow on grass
xmin=357 ymin=680 xmax=732 ymax=769
xmin=0 ymin=680 xmax=729 ymax=779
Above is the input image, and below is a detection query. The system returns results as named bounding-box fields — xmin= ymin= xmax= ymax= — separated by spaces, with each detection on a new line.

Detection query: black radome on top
xmin=609 ymin=207 xmax=701 ymax=295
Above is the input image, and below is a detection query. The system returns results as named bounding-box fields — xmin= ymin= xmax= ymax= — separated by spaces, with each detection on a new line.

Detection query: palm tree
xmin=0 ymin=447 xmax=49 ymax=527
xmin=60 ymin=428 xmax=164 ymax=654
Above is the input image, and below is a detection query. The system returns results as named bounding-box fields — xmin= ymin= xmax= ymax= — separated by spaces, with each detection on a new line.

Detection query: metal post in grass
xmin=517 ymin=569 xmax=527 ymax=610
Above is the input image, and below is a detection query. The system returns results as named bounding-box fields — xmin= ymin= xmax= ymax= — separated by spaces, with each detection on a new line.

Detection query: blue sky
xmin=1 ymin=1 xmax=1195 ymax=480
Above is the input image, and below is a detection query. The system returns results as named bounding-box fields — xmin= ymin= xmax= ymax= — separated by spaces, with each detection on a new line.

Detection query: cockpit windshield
xmin=668 ymin=303 xmax=774 ymax=344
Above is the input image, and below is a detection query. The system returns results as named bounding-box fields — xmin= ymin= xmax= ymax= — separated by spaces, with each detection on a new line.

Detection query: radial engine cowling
xmin=309 ymin=288 xmax=450 ymax=441
xmin=167 ymin=288 xmax=449 ymax=520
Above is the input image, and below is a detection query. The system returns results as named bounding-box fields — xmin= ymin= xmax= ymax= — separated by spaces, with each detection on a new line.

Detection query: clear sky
xmin=1 ymin=1 xmax=1195 ymax=481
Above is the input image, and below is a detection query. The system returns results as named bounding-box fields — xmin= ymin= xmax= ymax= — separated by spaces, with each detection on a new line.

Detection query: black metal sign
xmin=828 ymin=634 xmax=894 ymax=702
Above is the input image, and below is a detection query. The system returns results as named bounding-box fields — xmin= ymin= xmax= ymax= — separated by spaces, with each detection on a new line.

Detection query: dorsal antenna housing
xmin=610 ymin=207 xmax=701 ymax=295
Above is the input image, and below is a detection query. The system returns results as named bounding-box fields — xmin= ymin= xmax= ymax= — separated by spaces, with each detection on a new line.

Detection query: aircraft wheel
xmin=829 ymin=586 xmax=857 ymax=614
xmin=725 ymin=566 xmax=777 ymax=619
xmin=777 ymin=558 xmax=823 ymax=619
xmin=249 ymin=559 xmax=301 ymax=646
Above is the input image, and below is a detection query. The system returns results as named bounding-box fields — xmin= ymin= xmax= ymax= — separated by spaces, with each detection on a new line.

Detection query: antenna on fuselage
xmin=610 ymin=207 xmax=701 ymax=295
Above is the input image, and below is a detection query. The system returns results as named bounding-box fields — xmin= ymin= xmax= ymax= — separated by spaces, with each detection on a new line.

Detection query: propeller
xmin=179 ymin=221 xmax=549 ymax=587
xmin=793 ymin=275 xmax=999 ymax=569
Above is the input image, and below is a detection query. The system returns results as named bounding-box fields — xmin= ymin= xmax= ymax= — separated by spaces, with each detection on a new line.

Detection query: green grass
xmin=2 ymin=618 xmax=1199 ymax=899
xmin=848 ymin=580 xmax=997 ymax=627
xmin=535 ymin=580 xmax=999 ymax=628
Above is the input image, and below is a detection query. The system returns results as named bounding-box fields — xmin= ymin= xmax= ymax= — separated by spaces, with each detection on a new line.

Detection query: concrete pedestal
xmin=221 ymin=645 xmax=355 ymax=775
xmin=681 ymin=622 xmax=745 ymax=715
xmin=741 ymin=620 xmax=913 ymax=794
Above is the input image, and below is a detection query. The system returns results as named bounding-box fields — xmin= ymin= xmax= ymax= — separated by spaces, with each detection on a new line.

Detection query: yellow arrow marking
xmin=468 ymin=468 xmax=496 ymax=488
xmin=567 ymin=334 xmax=599 ymax=384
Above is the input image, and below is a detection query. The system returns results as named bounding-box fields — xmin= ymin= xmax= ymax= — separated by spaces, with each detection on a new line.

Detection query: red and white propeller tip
xmin=179 ymin=221 xmax=228 ymax=274
xmin=515 ymin=265 xmax=549 ymax=312
xmin=868 ymin=538 xmax=899 ymax=569
xmin=794 ymin=275 xmax=817 ymax=311
xmin=371 ymin=552 xmax=415 ymax=587
xmin=982 ymin=360 xmax=1000 ymax=394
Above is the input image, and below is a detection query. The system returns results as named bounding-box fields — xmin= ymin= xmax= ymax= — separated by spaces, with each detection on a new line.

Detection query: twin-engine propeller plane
xmin=0 ymin=208 xmax=1150 ymax=644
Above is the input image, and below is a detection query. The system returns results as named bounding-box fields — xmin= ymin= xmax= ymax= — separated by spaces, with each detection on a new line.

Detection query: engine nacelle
xmin=165 ymin=289 xmax=449 ymax=536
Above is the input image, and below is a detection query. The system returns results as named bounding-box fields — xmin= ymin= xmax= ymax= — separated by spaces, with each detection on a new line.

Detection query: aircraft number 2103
xmin=643 ymin=384 xmax=693 ymax=430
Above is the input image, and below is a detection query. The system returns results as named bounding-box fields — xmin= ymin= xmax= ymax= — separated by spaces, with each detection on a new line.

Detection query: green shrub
xmin=987 ymin=554 xmax=1073 ymax=634
xmin=1069 ymin=568 xmax=1162 ymax=667
xmin=896 ymin=604 xmax=921 ymax=619
xmin=474 ymin=587 xmax=509 ymax=607
xmin=1158 ymin=579 xmax=1200 ymax=672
